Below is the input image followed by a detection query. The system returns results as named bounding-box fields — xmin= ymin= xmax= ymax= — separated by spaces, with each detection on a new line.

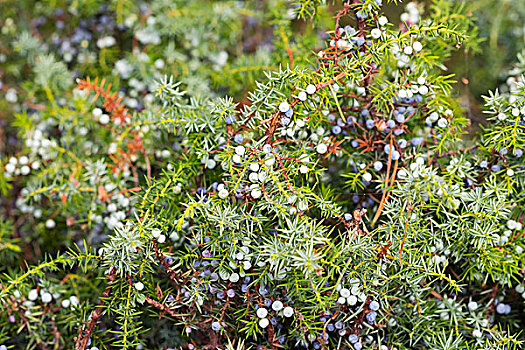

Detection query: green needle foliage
xmin=0 ymin=1 xmax=524 ymax=350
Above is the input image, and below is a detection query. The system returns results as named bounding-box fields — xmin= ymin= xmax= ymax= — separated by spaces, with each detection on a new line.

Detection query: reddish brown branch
xmin=74 ymin=268 xmax=116 ymax=350
xmin=145 ymin=296 xmax=180 ymax=317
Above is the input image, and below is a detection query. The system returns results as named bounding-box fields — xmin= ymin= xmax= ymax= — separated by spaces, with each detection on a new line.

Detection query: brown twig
xmin=74 ymin=267 xmax=116 ymax=350
xmin=145 ymin=296 xmax=180 ymax=317
xmin=398 ymin=205 xmax=413 ymax=262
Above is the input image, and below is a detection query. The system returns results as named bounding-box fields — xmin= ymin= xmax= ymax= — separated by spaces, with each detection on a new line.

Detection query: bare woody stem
xmin=74 ymin=267 xmax=116 ymax=350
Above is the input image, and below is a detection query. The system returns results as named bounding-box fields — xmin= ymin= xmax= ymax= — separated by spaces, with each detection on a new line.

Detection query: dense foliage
xmin=0 ymin=1 xmax=524 ymax=350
